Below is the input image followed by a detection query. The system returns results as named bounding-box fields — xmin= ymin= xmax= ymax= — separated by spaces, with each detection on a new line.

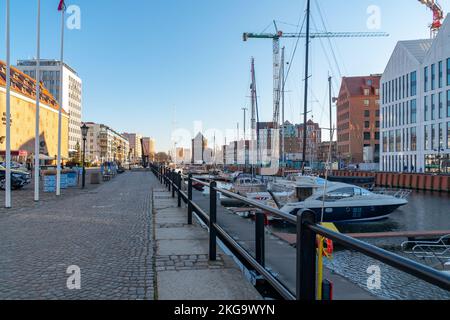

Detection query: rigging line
xmin=310 ymin=15 xmax=339 ymax=89
xmin=284 ymin=13 xmax=307 ymax=85
xmin=314 ymin=0 xmax=347 ymax=78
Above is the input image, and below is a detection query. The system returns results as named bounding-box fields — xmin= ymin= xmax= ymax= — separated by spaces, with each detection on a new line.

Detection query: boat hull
xmin=288 ymin=204 xmax=405 ymax=223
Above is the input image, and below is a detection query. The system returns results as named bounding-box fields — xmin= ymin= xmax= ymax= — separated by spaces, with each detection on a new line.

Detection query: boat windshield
xmin=316 ymin=187 xmax=372 ymax=202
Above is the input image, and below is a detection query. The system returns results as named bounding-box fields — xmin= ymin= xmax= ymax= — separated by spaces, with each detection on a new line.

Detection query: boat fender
xmin=323 ymin=238 xmax=334 ymax=257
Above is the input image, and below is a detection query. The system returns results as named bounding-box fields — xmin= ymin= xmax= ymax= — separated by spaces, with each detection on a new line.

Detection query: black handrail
xmin=150 ymin=164 xmax=450 ymax=300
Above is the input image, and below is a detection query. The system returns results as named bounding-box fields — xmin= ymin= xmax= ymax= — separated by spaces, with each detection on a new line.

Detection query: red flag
xmin=58 ymin=0 xmax=66 ymax=11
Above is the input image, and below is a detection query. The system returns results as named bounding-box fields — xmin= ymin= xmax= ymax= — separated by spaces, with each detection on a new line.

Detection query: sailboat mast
xmin=281 ymin=46 xmax=286 ymax=165
xmin=301 ymin=0 xmax=311 ymax=175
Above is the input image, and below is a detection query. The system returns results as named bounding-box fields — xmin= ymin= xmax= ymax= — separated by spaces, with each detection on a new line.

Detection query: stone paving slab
xmin=158 ymin=269 xmax=262 ymax=300
xmin=153 ymin=189 xmax=262 ymax=300
xmin=156 ymin=227 xmax=209 ymax=240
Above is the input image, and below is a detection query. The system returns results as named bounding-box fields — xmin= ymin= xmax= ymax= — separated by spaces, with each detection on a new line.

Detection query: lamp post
xmin=81 ymin=123 xmax=89 ymax=189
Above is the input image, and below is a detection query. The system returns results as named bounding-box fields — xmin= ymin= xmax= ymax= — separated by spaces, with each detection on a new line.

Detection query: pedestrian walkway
xmin=153 ymin=189 xmax=262 ymax=300
xmin=0 ymin=171 xmax=156 ymax=300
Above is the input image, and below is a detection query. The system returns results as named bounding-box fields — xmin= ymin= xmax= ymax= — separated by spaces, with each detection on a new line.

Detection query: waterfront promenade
xmin=0 ymin=171 xmax=260 ymax=300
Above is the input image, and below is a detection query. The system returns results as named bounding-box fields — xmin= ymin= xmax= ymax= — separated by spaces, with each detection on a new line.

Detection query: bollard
xmin=296 ymin=209 xmax=317 ymax=301
xmin=177 ymin=172 xmax=182 ymax=207
xmin=188 ymin=174 xmax=193 ymax=225
xmin=255 ymin=211 xmax=265 ymax=267
xmin=209 ymin=181 xmax=217 ymax=261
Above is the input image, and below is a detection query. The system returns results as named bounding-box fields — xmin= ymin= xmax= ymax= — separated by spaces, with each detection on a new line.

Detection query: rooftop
xmin=0 ymin=60 xmax=67 ymax=115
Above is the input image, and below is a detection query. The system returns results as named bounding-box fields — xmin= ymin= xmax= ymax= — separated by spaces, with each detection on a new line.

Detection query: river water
xmin=272 ymin=191 xmax=450 ymax=300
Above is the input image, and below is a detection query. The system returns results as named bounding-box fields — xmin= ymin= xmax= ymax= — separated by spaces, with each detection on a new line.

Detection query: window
xmin=410 ymin=71 xmax=417 ymax=96
xmin=448 ymin=122 xmax=450 ymax=149
xmin=383 ymin=132 xmax=388 ymax=152
xmin=395 ymin=78 xmax=398 ymax=101
xmin=364 ymin=110 xmax=370 ymax=117
xmin=439 ymin=123 xmax=444 ymax=149
xmin=364 ymin=132 xmax=371 ymax=140
xmin=375 ymin=132 xmax=380 ymax=140
xmin=402 ymin=75 xmax=406 ymax=99
xmin=365 ymin=121 xmax=370 ymax=129
xmin=431 ymin=94 xmax=435 ymax=120
xmin=439 ymin=61 xmax=443 ymax=88
xmin=396 ymin=129 xmax=401 ymax=152
xmin=389 ymin=131 xmax=395 ymax=151
xmin=364 ymin=100 xmax=369 ymax=106
xmin=424 ymin=125 xmax=429 ymax=150
xmin=376 ymin=121 xmax=380 ymax=128
xmin=411 ymin=127 xmax=417 ymax=151
xmin=367 ymin=79 xmax=373 ymax=86
xmin=439 ymin=92 xmax=443 ymax=119
xmin=376 ymin=110 xmax=380 ymax=117
xmin=447 ymin=90 xmax=450 ymax=118
xmin=431 ymin=64 xmax=435 ymax=90
xmin=431 ymin=124 xmax=436 ymax=150
xmin=424 ymin=66 xmax=429 ymax=92
xmin=411 ymin=99 xmax=417 ymax=124
xmin=447 ymin=58 xmax=450 ymax=86
xmin=364 ymin=89 xmax=370 ymax=96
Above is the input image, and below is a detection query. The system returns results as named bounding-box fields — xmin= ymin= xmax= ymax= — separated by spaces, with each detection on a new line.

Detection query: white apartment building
xmin=380 ymin=16 xmax=450 ymax=174
xmin=17 ymin=59 xmax=83 ymax=155
xmin=84 ymin=123 xmax=129 ymax=164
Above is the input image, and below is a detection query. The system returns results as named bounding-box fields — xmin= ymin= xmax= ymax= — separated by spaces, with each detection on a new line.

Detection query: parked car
xmin=0 ymin=165 xmax=31 ymax=190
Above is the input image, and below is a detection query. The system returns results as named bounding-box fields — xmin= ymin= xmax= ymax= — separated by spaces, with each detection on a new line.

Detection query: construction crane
xmin=418 ymin=0 xmax=444 ymax=37
xmin=243 ymin=28 xmax=389 ymax=128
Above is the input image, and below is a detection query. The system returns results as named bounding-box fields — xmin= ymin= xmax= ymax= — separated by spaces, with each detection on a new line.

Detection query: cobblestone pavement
xmin=0 ymin=171 xmax=157 ymax=300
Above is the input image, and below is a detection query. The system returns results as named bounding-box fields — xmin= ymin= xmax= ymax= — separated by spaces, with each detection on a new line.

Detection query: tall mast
xmin=281 ymin=46 xmax=286 ymax=165
xmin=301 ymin=0 xmax=311 ymax=175
xmin=328 ymin=74 xmax=333 ymax=142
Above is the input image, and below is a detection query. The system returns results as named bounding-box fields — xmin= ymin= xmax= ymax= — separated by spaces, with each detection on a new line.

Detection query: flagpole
xmin=34 ymin=0 xmax=41 ymax=201
xmin=56 ymin=5 xmax=65 ymax=196
xmin=5 ymin=0 xmax=11 ymax=208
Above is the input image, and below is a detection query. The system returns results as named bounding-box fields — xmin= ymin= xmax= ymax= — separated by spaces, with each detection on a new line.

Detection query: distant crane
xmin=243 ymin=25 xmax=389 ymax=129
xmin=418 ymin=0 xmax=444 ymax=37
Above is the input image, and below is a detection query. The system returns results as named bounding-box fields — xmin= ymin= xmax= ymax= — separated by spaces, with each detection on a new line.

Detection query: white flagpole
xmin=56 ymin=6 xmax=65 ymax=196
xmin=34 ymin=0 xmax=41 ymax=201
xmin=5 ymin=0 xmax=11 ymax=208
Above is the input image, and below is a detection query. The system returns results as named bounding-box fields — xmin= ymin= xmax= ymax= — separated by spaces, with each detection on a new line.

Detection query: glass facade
xmin=410 ymin=71 xmax=417 ymax=96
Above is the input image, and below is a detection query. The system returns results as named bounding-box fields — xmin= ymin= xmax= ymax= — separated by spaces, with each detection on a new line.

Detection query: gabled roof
xmin=397 ymin=39 xmax=433 ymax=64
xmin=340 ymin=75 xmax=381 ymax=97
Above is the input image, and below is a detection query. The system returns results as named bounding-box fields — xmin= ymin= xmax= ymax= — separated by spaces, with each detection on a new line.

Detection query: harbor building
xmin=17 ymin=59 xmax=82 ymax=157
xmin=380 ymin=16 xmax=450 ymax=173
xmin=123 ymin=133 xmax=143 ymax=164
xmin=336 ymin=75 xmax=381 ymax=165
xmin=141 ymin=137 xmax=156 ymax=162
xmin=0 ymin=61 xmax=69 ymax=162
xmin=191 ymin=133 xmax=208 ymax=164
xmin=84 ymin=123 xmax=129 ymax=165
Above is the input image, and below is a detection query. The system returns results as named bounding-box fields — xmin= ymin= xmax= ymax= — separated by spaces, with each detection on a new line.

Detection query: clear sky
xmin=1 ymin=0 xmax=449 ymax=152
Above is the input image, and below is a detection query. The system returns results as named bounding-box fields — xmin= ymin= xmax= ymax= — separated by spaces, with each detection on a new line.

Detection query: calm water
xmin=272 ymin=191 xmax=450 ymax=300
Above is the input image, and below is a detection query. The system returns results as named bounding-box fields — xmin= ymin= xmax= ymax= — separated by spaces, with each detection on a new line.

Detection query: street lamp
xmin=81 ymin=123 xmax=89 ymax=189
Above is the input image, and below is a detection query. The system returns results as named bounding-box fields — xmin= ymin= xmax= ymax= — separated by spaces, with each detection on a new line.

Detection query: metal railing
xmin=150 ymin=164 xmax=450 ymax=300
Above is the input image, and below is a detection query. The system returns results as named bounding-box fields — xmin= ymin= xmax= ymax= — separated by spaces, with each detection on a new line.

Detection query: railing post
xmin=209 ymin=181 xmax=217 ymax=261
xmin=296 ymin=209 xmax=317 ymax=301
xmin=188 ymin=174 xmax=193 ymax=225
xmin=177 ymin=172 xmax=182 ymax=207
xmin=171 ymin=170 xmax=175 ymax=198
xmin=255 ymin=211 xmax=265 ymax=267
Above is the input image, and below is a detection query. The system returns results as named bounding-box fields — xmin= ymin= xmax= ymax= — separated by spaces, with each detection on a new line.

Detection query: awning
xmin=0 ymin=150 xmax=28 ymax=157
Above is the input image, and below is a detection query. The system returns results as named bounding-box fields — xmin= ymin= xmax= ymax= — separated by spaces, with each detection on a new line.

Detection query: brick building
xmin=337 ymin=75 xmax=381 ymax=164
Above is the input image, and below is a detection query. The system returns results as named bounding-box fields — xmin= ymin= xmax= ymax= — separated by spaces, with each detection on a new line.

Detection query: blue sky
xmin=1 ymin=0 xmax=449 ymax=152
